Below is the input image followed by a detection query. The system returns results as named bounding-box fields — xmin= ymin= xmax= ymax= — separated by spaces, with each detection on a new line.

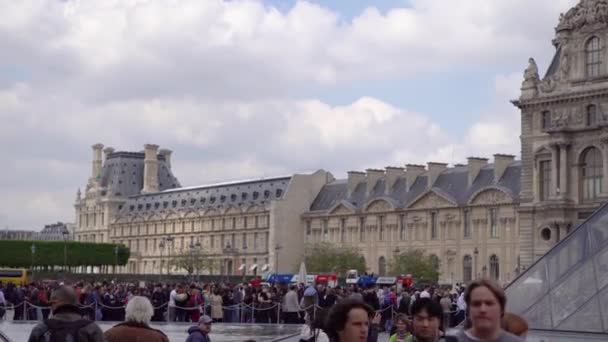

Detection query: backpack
xmin=42 ymin=319 xmax=92 ymax=342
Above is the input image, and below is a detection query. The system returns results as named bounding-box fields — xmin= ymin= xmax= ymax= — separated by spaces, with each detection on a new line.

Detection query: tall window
xmin=582 ymin=147 xmax=603 ymax=200
xmin=306 ymin=221 xmax=312 ymax=238
xmin=587 ymin=104 xmax=598 ymax=126
xmin=253 ymin=232 xmax=258 ymax=249
xmin=359 ymin=217 xmax=366 ymax=242
xmin=399 ymin=215 xmax=406 ymax=241
xmin=431 ymin=212 xmax=438 ymax=240
xmin=489 ymin=208 xmax=498 ymax=238
xmin=378 ymin=256 xmax=386 ymax=276
xmin=463 ymin=255 xmax=472 ymax=283
xmin=490 ymin=255 xmax=500 ymax=280
xmin=378 ymin=216 xmax=384 ymax=241
xmin=463 ymin=209 xmax=471 ymax=239
xmin=541 ymin=111 xmax=552 ymax=130
xmin=210 ymin=235 xmax=215 ymax=248
xmin=586 ymin=36 xmax=602 ymax=78
xmin=340 ymin=218 xmax=346 ymax=243
xmin=539 ymin=160 xmax=552 ymax=201
xmin=322 ymin=220 xmax=329 ymax=242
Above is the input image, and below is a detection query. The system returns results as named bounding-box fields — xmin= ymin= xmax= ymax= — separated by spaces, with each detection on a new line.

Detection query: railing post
xmin=251 ymin=304 xmax=255 ymax=323
xmin=277 ymin=303 xmax=281 ymax=324
xmin=23 ymin=302 xmax=27 ymax=321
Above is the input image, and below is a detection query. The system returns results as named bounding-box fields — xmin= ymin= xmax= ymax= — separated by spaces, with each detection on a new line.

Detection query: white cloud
xmin=0 ymin=0 xmax=577 ymax=228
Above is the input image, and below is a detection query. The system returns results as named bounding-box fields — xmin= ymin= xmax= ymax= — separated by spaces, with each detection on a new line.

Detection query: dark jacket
xmin=104 ymin=321 xmax=169 ymax=342
xmin=27 ymin=305 xmax=104 ymax=342
xmin=186 ymin=326 xmax=211 ymax=342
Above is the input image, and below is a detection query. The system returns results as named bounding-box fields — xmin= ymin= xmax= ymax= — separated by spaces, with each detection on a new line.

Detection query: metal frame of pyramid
xmin=505 ymin=203 xmax=608 ymax=334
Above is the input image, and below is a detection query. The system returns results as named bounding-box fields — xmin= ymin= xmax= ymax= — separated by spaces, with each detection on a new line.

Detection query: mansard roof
xmin=117 ymin=175 xmax=291 ymax=217
xmin=308 ymin=162 xmax=521 ymax=213
xmin=100 ymin=152 xmax=180 ymax=197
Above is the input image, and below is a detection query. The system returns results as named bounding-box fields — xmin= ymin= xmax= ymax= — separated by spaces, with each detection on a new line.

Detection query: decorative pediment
xmin=202 ymin=208 xmax=218 ymax=216
xmin=245 ymin=204 xmax=262 ymax=213
xmin=407 ymin=190 xmax=457 ymax=209
xmin=147 ymin=213 xmax=163 ymax=222
xmin=468 ymin=188 xmax=513 ymax=206
xmin=224 ymin=206 xmax=241 ymax=215
xmin=329 ymin=201 xmax=356 ymax=215
xmin=183 ymin=210 xmax=198 ymax=218
xmin=364 ymin=199 xmax=395 ymax=213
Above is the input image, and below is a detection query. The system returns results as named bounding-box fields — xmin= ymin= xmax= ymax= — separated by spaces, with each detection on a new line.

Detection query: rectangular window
xmin=231 ymin=233 xmax=235 ymax=248
xmin=490 ymin=208 xmax=498 ymax=238
xmin=255 ymin=216 xmax=259 ymax=228
xmin=323 ymin=220 xmax=328 ymax=242
xmin=210 ymin=235 xmax=215 ymax=248
xmin=232 ymin=217 xmax=236 ymax=229
xmin=222 ymin=218 xmax=226 ymax=229
xmin=540 ymin=160 xmax=552 ymax=201
xmin=221 ymin=235 xmax=225 ymax=248
xmin=254 ymin=233 xmax=258 ymax=249
xmin=359 ymin=217 xmax=365 ymax=242
xmin=541 ymin=111 xmax=552 ymax=130
xmin=306 ymin=221 xmax=312 ymax=237
xmin=265 ymin=232 xmax=269 ymax=250
xmin=464 ymin=209 xmax=471 ymax=239
xmin=191 ymin=221 xmax=194 ymax=232
xmin=242 ymin=233 xmax=247 ymax=249
xmin=378 ymin=216 xmax=384 ymax=241
xmin=101 ymin=213 xmax=104 ymax=226
xmin=431 ymin=212 xmax=438 ymax=240
xmin=244 ymin=217 xmax=248 ymax=229
xmin=211 ymin=219 xmax=216 ymax=230
xmin=340 ymin=219 xmax=346 ymax=243
xmin=399 ymin=215 xmax=405 ymax=241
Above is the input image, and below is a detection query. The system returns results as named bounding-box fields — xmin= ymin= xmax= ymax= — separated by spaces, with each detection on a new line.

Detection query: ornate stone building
xmin=303 ymin=157 xmax=521 ymax=284
xmin=515 ymin=0 xmax=608 ymax=270
xmin=74 ymin=143 xmax=332 ymax=275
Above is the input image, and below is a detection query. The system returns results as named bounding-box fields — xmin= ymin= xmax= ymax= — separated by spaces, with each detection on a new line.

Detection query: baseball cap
xmin=198 ymin=315 xmax=213 ymax=324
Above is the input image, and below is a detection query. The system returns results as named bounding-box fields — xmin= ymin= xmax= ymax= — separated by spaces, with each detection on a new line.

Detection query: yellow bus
xmin=0 ymin=268 xmax=30 ymax=286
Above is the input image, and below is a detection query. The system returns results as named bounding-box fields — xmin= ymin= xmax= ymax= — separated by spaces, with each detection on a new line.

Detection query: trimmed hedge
xmin=0 ymin=240 xmax=130 ymax=268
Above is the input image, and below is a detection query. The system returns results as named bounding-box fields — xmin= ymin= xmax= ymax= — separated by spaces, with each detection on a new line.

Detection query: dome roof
xmin=557 ymin=0 xmax=608 ymax=32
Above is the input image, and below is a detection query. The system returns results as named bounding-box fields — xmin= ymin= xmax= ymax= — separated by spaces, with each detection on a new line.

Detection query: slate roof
xmin=309 ymin=162 xmax=521 ymax=212
xmin=100 ymin=152 xmax=180 ymax=197
xmin=118 ymin=176 xmax=292 ymax=216
xmin=544 ymin=46 xmax=562 ymax=80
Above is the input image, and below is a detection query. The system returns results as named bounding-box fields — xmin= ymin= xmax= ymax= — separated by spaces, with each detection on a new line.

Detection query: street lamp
xmin=31 ymin=244 xmax=36 ymax=281
xmin=165 ymin=236 xmax=174 ymax=275
xmin=274 ymin=244 xmax=283 ymax=273
xmin=62 ymin=230 xmax=69 ymax=278
xmin=159 ymin=239 xmax=165 ymax=281
xmin=473 ymin=247 xmax=479 ymax=279
xmin=114 ymin=245 xmax=119 ymax=274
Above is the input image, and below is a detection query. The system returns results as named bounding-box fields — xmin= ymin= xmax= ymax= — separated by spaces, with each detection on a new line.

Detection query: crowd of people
xmin=0 ymin=277 xmax=529 ymax=341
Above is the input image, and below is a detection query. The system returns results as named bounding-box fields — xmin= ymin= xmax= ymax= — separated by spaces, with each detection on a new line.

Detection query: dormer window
xmin=586 ymin=36 xmax=602 ymax=78
xmin=190 ymin=198 xmax=196 ymax=205
xmin=253 ymin=191 xmax=259 ymax=200
xmin=220 ymin=195 xmax=226 ymax=203
xmin=145 ymin=203 xmax=151 ymax=210
xmin=201 ymin=197 xmax=206 ymax=204
xmin=181 ymin=199 xmax=187 ymax=206
xmin=587 ymin=104 xmax=597 ymax=126
xmin=276 ymin=189 xmax=283 ymax=197
xmin=264 ymin=190 xmax=270 ymax=198
xmin=137 ymin=204 xmax=143 ymax=210
xmin=163 ymin=201 xmax=169 ymax=208
xmin=172 ymin=200 xmax=177 ymax=208
xmin=231 ymin=194 xmax=237 ymax=202
xmin=210 ymin=196 xmax=216 ymax=204
xmin=242 ymin=192 xmax=248 ymax=200
xmin=154 ymin=202 xmax=160 ymax=209
xmin=129 ymin=205 xmax=135 ymax=211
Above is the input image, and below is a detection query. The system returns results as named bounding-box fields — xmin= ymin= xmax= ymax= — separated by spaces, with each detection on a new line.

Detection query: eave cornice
xmin=512 ymin=88 xmax=608 ymax=109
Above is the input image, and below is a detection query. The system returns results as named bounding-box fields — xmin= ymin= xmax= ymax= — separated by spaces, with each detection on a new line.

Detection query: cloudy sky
xmin=1 ymin=0 xmax=577 ymax=229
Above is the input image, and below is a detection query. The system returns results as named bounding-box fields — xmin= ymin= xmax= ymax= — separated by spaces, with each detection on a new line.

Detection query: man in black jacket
xmin=28 ymin=285 xmax=104 ymax=342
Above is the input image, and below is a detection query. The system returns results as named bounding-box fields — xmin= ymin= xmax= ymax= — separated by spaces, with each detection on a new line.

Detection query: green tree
xmin=304 ymin=242 xmax=366 ymax=276
xmin=169 ymin=249 xmax=216 ymax=275
xmin=389 ymin=249 xmax=440 ymax=283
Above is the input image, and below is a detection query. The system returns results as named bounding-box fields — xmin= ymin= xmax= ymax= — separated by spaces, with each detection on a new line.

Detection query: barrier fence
xmin=0 ymin=301 xmax=463 ymax=330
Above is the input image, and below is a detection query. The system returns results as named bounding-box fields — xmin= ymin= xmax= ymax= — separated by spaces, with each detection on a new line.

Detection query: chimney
xmin=103 ymin=147 xmax=115 ymax=164
xmin=405 ymin=164 xmax=426 ymax=191
xmin=347 ymin=171 xmax=365 ymax=197
xmin=366 ymin=169 xmax=385 ymax=197
xmin=385 ymin=167 xmax=404 ymax=195
xmin=468 ymin=157 xmax=489 ymax=186
xmin=91 ymin=143 xmax=104 ymax=181
xmin=493 ymin=154 xmax=515 ymax=183
xmin=159 ymin=149 xmax=173 ymax=169
xmin=142 ymin=144 xmax=160 ymax=194
xmin=427 ymin=162 xmax=448 ymax=188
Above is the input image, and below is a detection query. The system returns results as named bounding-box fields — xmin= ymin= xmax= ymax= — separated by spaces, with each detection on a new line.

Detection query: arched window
xmin=490 ymin=255 xmax=500 ymax=281
xmin=378 ymin=256 xmax=386 ymax=276
xmin=587 ymin=104 xmax=598 ymax=126
xmin=463 ymin=255 xmax=472 ymax=283
xmin=582 ymin=147 xmax=603 ymax=200
xmin=586 ymin=36 xmax=602 ymax=78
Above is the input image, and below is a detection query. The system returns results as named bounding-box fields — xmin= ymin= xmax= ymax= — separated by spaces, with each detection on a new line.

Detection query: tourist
xmin=420 ymin=286 xmax=431 ymax=299
xmin=502 ymin=312 xmax=529 ymax=339
xmin=186 ymin=315 xmax=213 ymax=342
xmin=27 ymin=285 xmax=104 ymax=342
xmin=397 ymin=290 xmax=411 ymax=317
xmin=0 ymin=284 xmax=6 ymax=320
xmin=325 ymin=299 xmax=374 ymax=342
xmin=409 ymin=298 xmax=443 ymax=342
xmin=439 ymin=292 xmax=452 ymax=330
xmin=210 ymin=289 xmax=223 ymax=323
xmin=299 ymin=307 xmax=329 ymax=342
xmin=282 ymin=285 xmax=300 ymax=324
xmin=104 ymin=296 xmax=169 ymax=342
xmin=151 ymin=284 xmax=167 ymax=322
xmin=454 ymin=279 xmax=523 ymax=342
xmin=389 ymin=314 xmax=411 ymax=342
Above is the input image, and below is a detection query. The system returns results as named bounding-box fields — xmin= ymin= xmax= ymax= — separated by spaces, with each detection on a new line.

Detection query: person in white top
xmin=168 ymin=285 xmax=179 ymax=322
xmin=420 ymin=286 xmax=431 ymax=299
xmin=0 ymin=287 xmax=6 ymax=320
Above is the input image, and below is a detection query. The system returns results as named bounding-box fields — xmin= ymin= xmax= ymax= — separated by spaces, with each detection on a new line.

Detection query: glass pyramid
xmin=505 ymin=203 xmax=608 ymax=334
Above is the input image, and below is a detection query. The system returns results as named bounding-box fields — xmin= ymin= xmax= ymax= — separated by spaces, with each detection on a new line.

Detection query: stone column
xmin=559 ymin=143 xmax=569 ymax=199
xmin=601 ymin=138 xmax=608 ymax=195
xmin=142 ymin=144 xmax=159 ymax=194
xmin=550 ymin=144 xmax=559 ymax=199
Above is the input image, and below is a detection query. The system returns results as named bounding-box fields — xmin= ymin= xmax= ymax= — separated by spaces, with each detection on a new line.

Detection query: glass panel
xmin=522 ymin=295 xmax=553 ymax=330
xmin=595 ymin=243 xmax=608 ymax=292
xmin=599 ymin=286 xmax=608 ymax=333
xmin=550 ymin=261 xmax=598 ymax=327
xmin=546 ymin=225 xmax=588 ymax=285
xmin=557 ymin=295 xmax=603 ymax=333
xmin=587 ymin=206 xmax=608 ymax=252
xmin=505 ymin=259 xmax=549 ymax=314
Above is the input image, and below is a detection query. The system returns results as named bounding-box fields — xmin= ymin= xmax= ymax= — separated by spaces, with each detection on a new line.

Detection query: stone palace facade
xmin=73 ymin=0 xmax=608 ymax=284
